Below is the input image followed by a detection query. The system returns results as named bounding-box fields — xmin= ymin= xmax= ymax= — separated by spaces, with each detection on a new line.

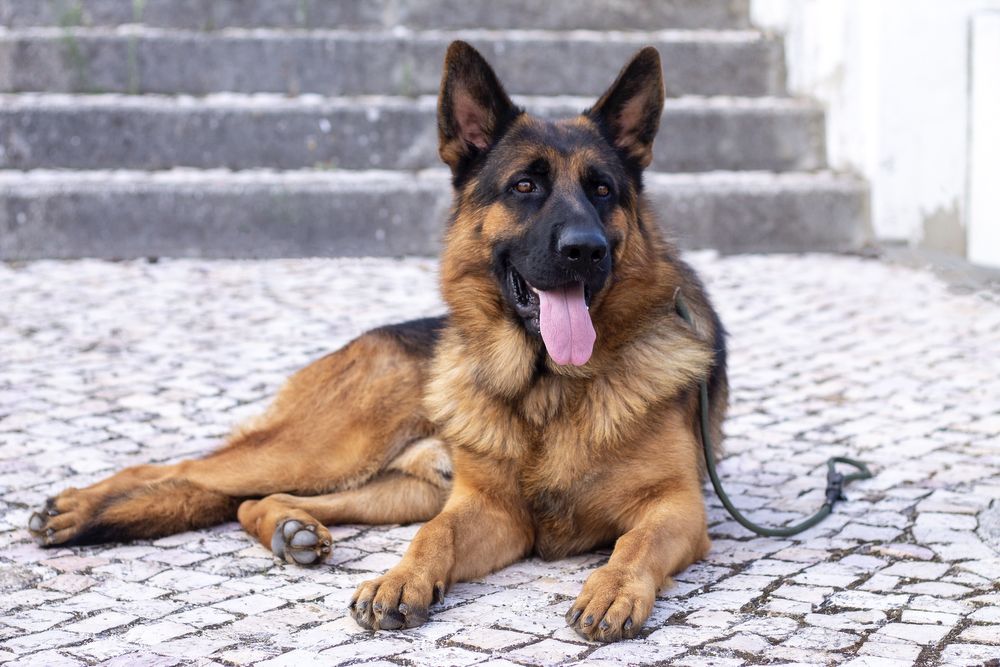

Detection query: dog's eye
xmin=594 ymin=183 xmax=611 ymax=198
xmin=513 ymin=179 xmax=536 ymax=194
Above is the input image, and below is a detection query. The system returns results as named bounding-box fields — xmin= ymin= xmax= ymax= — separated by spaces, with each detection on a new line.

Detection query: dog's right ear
xmin=438 ymin=41 xmax=519 ymax=177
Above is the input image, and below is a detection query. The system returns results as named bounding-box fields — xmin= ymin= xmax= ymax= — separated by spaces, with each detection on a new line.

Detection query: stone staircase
xmin=0 ymin=0 xmax=870 ymax=259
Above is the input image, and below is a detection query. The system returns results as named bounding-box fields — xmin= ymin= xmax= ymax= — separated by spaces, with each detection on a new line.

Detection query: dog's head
xmin=437 ymin=41 xmax=667 ymax=373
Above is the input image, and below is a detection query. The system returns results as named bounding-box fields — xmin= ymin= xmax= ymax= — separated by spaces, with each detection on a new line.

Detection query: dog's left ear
xmin=438 ymin=41 xmax=519 ymax=176
xmin=586 ymin=47 xmax=665 ymax=169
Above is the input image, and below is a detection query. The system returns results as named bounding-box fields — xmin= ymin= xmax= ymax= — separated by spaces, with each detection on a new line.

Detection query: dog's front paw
xmin=566 ymin=565 xmax=656 ymax=642
xmin=349 ymin=567 xmax=444 ymax=630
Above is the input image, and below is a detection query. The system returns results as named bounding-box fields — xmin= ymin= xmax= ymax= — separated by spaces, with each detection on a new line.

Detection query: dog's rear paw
xmin=271 ymin=518 xmax=331 ymax=565
xmin=28 ymin=493 xmax=85 ymax=546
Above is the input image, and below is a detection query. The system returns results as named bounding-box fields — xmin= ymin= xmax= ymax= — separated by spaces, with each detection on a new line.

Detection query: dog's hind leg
xmin=238 ymin=438 xmax=452 ymax=564
xmin=29 ymin=319 xmax=444 ymax=547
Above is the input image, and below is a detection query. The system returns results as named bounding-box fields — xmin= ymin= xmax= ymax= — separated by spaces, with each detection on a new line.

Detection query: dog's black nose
xmin=557 ymin=227 xmax=608 ymax=270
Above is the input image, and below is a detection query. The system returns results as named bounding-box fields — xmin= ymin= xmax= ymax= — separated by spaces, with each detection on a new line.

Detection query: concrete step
xmin=0 ymin=28 xmax=785 ymax=97
xmin=0 ymin=170 xmax=870 ymax=259
xmin=0 ymin=94 xmax=826 ymax=173
xmin=0 ymin=0 xmax=750 ymax=31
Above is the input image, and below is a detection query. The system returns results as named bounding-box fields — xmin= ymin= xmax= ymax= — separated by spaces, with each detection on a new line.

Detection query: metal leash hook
xmin=674 ymin=291 xmax=873 ymax=538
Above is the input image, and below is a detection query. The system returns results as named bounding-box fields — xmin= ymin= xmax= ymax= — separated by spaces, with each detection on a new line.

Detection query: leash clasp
xmin=825 ymin=468 xmax=846 ymax=507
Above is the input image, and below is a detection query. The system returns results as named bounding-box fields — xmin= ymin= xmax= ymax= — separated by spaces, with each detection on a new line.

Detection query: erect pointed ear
xmin=586 ymin=47 xmax=665 ymax=169
xmin=438 ymin=41 xmax=520 ymax=176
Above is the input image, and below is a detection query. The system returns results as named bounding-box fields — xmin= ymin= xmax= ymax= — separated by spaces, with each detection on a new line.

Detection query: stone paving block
xmin=781 ymin=626 xmax=858 ymax=651
xmin=102 ymin=650 xmax=184 ymax=666
xmin=62 ymin=638 xmax=143 ymax=662
xmin=1 ymin=254 xmax=998 ymax=665
xmin=878 ymin=561 xmax=950 ymax=580
xmin=43 ymin=592 xmax=116 ymax=616
xmin=257 ymin=649 xmax=342 ymax=667
xmin=857 ymin=639 xmax=923 ymax=662
xmin=1 ymin=609 xmax=74 ymax=632
xmin=908 ymin=595 xmax=975 ymax=617
xmin=121 ymin=620 xmax=196 ymax=646
xmin=971 ymin=606 xmax=1000 ymax=623
xmin=39 ymin=573 xmax=98 ymax=593
xmin=710 ymin=631 xmax=771 ymax=653
xmin=838 ymin=555 xmax=887 ymax=572
xmin=586 ymin=641 xmax=688 ymax=664
xmin=62 ymin=610 xmax=137 ymax=634
xmin=764 ymin=644 xmax=839 ymax=663
xmin=119 ymin=599 xmax=185 ymax=621
xmin=840 ymin=658 xmax=913 ymax=667
xmin=793 ymin=562 xmax=863 ymax=588
xmin=858 ymin=574 xmax=901 ymax=592
xmin=898 ymin=609 xmax=960 ymax=627
xmin=959 ymin=626 xmax=1000 ymax=644
xmin=507 ymin=638 xmax=588 ymax=665
xmin=164 ymin=606 xmax=238 ymax=629
xmin=318 ymin=637 xmax=410 ymax=663
xmin=91 ymin=580 xmax=171 ymax=602
xmin=828 ymin=591 xmax=912 ymax=611
xmin=804 ymin=611 xmax=886 ymax=632
xmin=394 ymin=643 xmax=487 ymax=667
xmin=771 ymin=583 xmax=833 ymax=604
xmin=837 ymin=524 xmax=905 ymax=543
xmin=146 ymin=569 xmax=228 ymax=592
xmin=5 ymin=649 xmax=84 ymax=666
xmin=871 ymin=622 xmax=952 ymax=645
xmin=933 ymin=539 xmax=999 ymax=561
xmin=450 ymin=627 xmax=537 ymax=651
xmin=675 ymin=658 xmax=745 ymax=667
xmin=938 ymin=643 xmax=1000 ymax=664
xmin=0 ymin=629 xmax=80 ymax=654
xmin=149 ymin=634 xmax=238 ymax=659
xmin=758 ymin=599 xmax=807 ymax=616
xmin=212 ymin=594 xmax=287 ymax=615
xmin=899 ymin=581 xmax=972 ymax=598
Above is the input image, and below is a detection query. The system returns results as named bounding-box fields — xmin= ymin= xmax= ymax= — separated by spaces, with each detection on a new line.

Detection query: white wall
xmin=968 ymin=12 xmax=1000 ymax=268
xmin=751 ymin=0 xmax=1000 ymax=267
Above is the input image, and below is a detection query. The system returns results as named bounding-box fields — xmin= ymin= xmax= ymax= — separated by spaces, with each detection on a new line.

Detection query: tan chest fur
xmin=424 ymin=313 xmax=713 ymax=559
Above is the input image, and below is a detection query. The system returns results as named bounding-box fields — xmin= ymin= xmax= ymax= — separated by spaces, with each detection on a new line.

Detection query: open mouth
xmin=508 ymin=266 xmax=540 ymax=329
xmin=506 ymin=265 xmax=597 ymax=367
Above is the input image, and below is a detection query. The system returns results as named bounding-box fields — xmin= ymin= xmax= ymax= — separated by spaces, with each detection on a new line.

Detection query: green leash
xmin=675 ymin=292 xmax=872 ymax=538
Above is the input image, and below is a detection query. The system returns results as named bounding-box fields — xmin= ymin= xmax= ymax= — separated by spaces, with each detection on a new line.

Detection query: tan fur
xmin=30 ymin=42 xmax=728 ymax=643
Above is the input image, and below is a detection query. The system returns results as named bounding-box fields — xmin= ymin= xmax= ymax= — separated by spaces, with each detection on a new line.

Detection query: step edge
xmin=0 ymin=25 xmax=776 ymax=43
xmin=0 ymin=168 xmax=868 ymax=191
xmin=0 ymin=92 xmax=823 ymax=113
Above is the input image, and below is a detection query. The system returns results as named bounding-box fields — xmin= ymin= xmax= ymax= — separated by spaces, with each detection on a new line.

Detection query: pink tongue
xmin=536 ymin=283 xmax=596 ymax=366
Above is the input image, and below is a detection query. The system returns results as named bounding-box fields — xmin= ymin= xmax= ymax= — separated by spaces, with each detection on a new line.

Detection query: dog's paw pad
xmin=290 ymin=530 xmax=318 ymax=547
xmin=271 ymin=518 xmax=331 ymax=566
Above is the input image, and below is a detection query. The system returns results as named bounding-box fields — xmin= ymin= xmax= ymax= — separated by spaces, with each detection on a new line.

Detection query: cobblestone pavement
xmin=1 ymin=253 xmax=999 ymax=667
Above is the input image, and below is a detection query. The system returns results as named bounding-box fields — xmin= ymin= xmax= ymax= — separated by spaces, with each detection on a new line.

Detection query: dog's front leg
xmin=566 ymin=480 xmax=711 ymax=642
xmin=349 ymin=465 xmax=532 ymax=630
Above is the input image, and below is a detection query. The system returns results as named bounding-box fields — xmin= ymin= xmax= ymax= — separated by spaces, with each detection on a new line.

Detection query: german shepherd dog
xmin=29 ymin=41 xmax=727 ymax=642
